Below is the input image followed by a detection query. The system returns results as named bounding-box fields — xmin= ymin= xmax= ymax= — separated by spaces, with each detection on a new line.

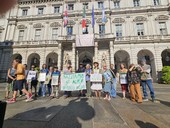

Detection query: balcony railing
xmin=115 ymin=35 xmax=170 ymax=42
xmin=3 ymin=34 xmax=170 ymax=46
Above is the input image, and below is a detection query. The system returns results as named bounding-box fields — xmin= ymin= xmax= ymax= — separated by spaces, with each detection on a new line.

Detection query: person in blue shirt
xmin=50 ymin=66 xmax=60 ymax=99
xmin=38 ymin=64 xmax=48 ymax=97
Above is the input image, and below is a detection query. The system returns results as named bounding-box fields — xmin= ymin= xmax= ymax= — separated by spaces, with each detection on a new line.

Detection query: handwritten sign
xmin=51 ymin=75 xmax=59 ymax=85
xmin=119 ymin=73 xmax=128 ymax=84
xmin=61 ymin=73 xmax=86 ymax=91
xmin=27 ymin=71 xmax=36 ymax=80
xmin=90 ymin=74 xmax=102 ymax=82
xmin=38 ymin=73 xmax=46 ymax=82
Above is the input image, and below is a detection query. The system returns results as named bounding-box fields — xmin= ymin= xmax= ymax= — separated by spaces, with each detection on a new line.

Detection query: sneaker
xmin=19 ymin=95 xmax=22 ymax=98
xmin=143 ymin=98 xmax=149 ymax=101
xmin=27 ymin=93 xmax=33 ymax=99
xmin=7 ymin=98 xmax=16 ymax=103
xmin=25 ymin=98 xmax=33 ymax=102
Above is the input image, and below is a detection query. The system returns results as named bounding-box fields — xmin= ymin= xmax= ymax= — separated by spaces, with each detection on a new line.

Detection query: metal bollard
xmin=0 ymin=101 xmax=7 ymax=128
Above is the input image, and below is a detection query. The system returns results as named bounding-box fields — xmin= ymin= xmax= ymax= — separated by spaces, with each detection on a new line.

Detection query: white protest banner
xmin=38 ymin=73 xmax=46 ymax=82
xmin=119 ymin=73 xmax=128 ymax=84
xmin=27 ymin=71 xmax=36 ymax=80
xmin=90 ymin=74 xmax=102 ymax=82
xmin=44 ymin=74 xmax=51 ymax=84
xmin=51 ymin=75 xmax=59 ymax=85
xmin=61 ymin=73 xmax=86 ymax=91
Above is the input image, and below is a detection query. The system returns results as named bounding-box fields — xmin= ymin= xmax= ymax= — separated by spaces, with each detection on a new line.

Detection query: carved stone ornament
xmin=112 ymin=18 xmax=125 ymax=23
xmin=96 ymin=18 xmax=108 ymax=24
xmin=50 ymin=22 xmax=61 ymax=27
xmin=155 ymin=15 xmax=169 ymax=21
xmin=17 ymin=25 xmax=27 ymax=29
xmin=79 ymin=19 xmax=91 ymax=24
xmin=133 ymin=16 xmax=147 ymax=22
xmin=68 ymin=20 xmax=76 ymax=25
xmin=33 ymin=23 xmax=43 ymax=28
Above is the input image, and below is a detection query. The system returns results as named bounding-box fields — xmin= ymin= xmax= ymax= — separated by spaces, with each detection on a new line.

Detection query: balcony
xmin=115 ymin=35 xmax=170 ymax=43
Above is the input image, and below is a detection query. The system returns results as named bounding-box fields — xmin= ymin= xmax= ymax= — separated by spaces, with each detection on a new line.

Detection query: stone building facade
xmin=0 ymin=0 xmax=170 ymax=81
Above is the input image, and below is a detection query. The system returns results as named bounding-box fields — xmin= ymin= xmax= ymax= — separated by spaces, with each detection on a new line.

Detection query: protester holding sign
xmin=85 ymin=64 xmax=92 ymax=97
xmin=27 ymin=65 xmax=38 ymax=97
xmin=63 ymin=66 xmax=73 ymax=99
xmin=102 ymin=64 xmax=113 ymax=101
xmin=38 ymin=64 xmax=48 ymax=97
xmin=91 ymin=62 xmax=102 ymax=99
xmin=45 ymin=66 xmax=53 ymax=96
xmin=119 ymin=64 xmax=128 ymax=99
xmin=50 ymin=66 xmax=60 ymax=99
xmin=76 ymin=63 xmax=85 ymax=97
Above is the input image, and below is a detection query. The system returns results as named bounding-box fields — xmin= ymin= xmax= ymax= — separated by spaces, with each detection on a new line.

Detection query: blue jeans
xmin=110 ymin=78 xmax=117 ymax=97
xmin=47 ymin=84 xmax=51 ymax=96
xmin=38 ymin=82 xmax=46 ymax=96
xmin=141 ymin=79 xmax=155 ymax=99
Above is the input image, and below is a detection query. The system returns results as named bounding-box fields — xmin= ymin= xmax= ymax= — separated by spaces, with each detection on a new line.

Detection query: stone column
xmin=72 ymin=42 xmax=76 ymax=71
xmin=94 ymin=42 xmax=98 ymax=62
xmin=58 ymin=43 xmax=62 ymax=70
xmin=44 ymin=22 xmax=49 ymax=40
xmin=110 ymin=41 xmax=114 ymax=64
xmin=26 ymin=23 xmax=32 ymax=41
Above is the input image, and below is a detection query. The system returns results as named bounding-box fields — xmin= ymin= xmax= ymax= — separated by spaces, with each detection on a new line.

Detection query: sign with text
xmin=90 ymin=74 xmax=102 ymax=82
xmin=51 ymin=75 xmax=59 ymax=85
xmin=38 ymin=73 xmax=46 ymax=82
xmin=119 ymin=73 xmax=128 ymax=84
xmin=27 ymin=71 xmax=36 ymax=81
xmin=61 ymin=73 xmax=86 ymax=91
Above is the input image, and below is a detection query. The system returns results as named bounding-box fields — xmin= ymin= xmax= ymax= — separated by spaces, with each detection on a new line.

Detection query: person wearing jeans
xmin=140 ymin=59 xmax=155 ymax=102
xmin=38 ymin=64 xmax=48 ymax=97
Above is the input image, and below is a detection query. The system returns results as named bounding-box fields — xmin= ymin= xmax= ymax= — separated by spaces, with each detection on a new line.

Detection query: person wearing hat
xmin=140 ymin=58 xmax=155 ymax=102
xmin=91 ymin=62 xmax=102 ymax=99
xmin=76 ymin=63 xmax=85 ymax=97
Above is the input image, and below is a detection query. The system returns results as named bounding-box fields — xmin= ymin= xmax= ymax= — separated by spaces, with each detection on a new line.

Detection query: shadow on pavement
xmin=135 ymin=120 xmax=159 ymax=128
xmin=3 ymin=98 xmax=95 ymax=128
xmin=159 ymin=100 xmax=170 ymax=107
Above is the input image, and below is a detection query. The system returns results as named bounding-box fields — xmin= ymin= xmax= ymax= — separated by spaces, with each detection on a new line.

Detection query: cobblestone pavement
xmin=0 ymin=83 xmax=170 ymax=128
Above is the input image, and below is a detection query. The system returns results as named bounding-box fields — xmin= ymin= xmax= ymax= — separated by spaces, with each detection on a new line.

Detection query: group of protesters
xmin=5 ymin=57 xmax=155 ymax=104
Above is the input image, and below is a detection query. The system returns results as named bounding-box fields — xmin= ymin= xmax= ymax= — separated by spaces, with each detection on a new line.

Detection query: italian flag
xmin=82 ymin=5 xmax=86 ymax=32
xmin=64 ymin=5 xmax=68 ymax=27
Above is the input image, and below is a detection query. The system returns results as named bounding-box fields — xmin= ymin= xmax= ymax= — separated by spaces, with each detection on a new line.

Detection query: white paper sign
xmin=119 ymin=73 xmax=128 ymax=84
xmin=51 ymin=75 xmax=59 ymax=85
xmin=39 ymin=73 xmax=46 ymax=82
xmin=27 ymin=71 xmax=37 ymax=80
xmin=61 ymin=73 xmax=86 ymax=91
xmin=90 ymin=74 xmax=102 ymax=82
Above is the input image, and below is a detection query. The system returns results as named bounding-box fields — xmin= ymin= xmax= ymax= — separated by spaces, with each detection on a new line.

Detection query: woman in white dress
xmin=91 ymin=62 xmax=103 ymax=99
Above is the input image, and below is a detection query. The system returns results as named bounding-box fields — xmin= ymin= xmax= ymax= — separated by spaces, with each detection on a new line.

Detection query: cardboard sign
xmin=90 ymin=74 xmax=102 ymax=82
xmin=61 ymin=73 xmax=86 ymax=91
xmin=27 ymin=71 xmax=36 ymax=80
xmin=38 ymin=73 xmax=46 ymax=82
xmin=51 ymin=75 xmax=59 ymax=85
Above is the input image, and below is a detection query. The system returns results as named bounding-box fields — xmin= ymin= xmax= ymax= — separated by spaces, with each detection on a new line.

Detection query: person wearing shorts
xmin=7 ymin=59 xmax=33 ymax=103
